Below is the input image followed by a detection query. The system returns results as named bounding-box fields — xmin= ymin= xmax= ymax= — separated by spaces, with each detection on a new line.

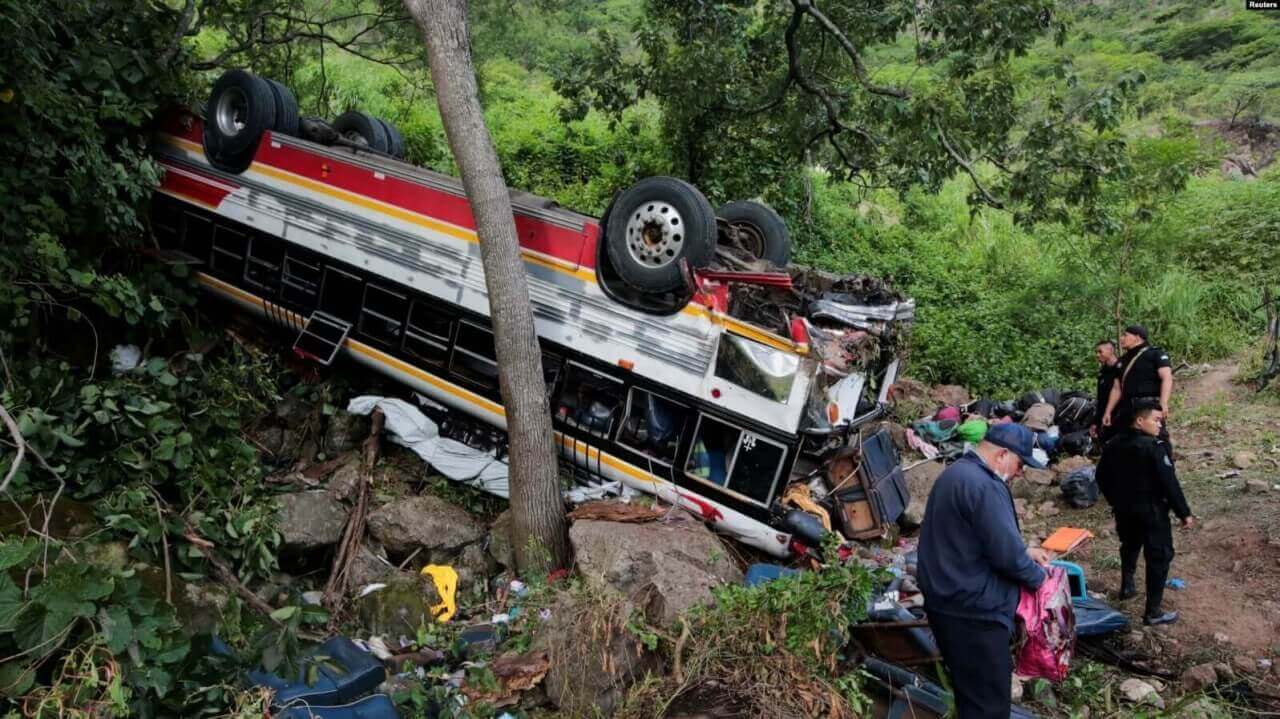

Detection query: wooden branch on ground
xmin=181 ymin=520 xmax=280 ymax=620
xmin=323 ymin=408 xmax=385 ymax=611
xmin=0 ymin=402 xmax=26 ymax=494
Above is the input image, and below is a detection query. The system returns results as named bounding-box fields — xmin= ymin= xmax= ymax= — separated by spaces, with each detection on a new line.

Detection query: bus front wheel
xmin=604 ymin=177 xmax=717 ymax=293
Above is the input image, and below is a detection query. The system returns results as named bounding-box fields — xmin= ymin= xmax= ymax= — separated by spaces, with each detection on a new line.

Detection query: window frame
xmin=244 ymin=234 xmax=285 ymax=294
xmin=318 ymin=265 xmax=364 ymax=323
xmin=449 ymin=320 xmax=500 ymax=390
xmin=280 ymin=251 xmax=322 ymax=311
xmin=682 ymin=412 xmax=788 ymax=508
xmin=554 ymin=360 xmax=627 ymax=438
xmin=615 ymin=386 xmax=691 ymax=468
xmin=209 ymin=223 xmax=249 ymax=278
xmin=358 ymin=282 xmax=410 ymax=348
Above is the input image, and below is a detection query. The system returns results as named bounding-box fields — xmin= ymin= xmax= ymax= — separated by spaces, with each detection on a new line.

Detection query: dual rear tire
xmin=202 ymin=70 xmax=406 ymax=172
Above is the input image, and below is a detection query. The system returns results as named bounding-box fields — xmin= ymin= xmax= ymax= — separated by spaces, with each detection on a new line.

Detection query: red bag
xmin=1014 ymin=566 xmax=1075 ymax=682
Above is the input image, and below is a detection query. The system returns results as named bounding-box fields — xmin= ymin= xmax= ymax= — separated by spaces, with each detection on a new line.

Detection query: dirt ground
xmin=1068 ymin=362 xmax=1280 ymax=668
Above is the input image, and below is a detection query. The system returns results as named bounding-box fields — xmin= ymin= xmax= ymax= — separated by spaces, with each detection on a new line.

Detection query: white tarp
xmin=346 ymin=396 xmax=635 ymax=503
xmin=347 ymin=396 xmax=511 ymax=498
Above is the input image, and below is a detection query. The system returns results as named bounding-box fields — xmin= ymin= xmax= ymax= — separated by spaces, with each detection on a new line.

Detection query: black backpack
xmin=1056 ymin=392 xmax=1095 ymax=434
xmin=1017 ymin=388 xmax=1062 ymax=411
xmin=1059 ymin=429 xmax=1093 ymax=457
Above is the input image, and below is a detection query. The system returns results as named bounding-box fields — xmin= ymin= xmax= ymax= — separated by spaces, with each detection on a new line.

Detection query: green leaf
xmin=0 ymin=661 xmax=36 ymax=698
xmin=269 ymin=606 xmax=299 ymax=622
xmin=0 ymin=574 xmax=24 ymax=632
xmin=100 ymin=605 xmax=134 ymax=654
xmin=0 ymin=539 xmax=38 ymax=571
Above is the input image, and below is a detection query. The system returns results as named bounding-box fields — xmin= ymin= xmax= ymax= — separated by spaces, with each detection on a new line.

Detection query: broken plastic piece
xmin=420 ymin=565 xmax=458 ymax=623
xmin=1166 ymin=577 xmax=1186 ymax=590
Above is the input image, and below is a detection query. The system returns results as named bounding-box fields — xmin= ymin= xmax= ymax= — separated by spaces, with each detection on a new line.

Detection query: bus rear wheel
xmin=264 ymin=78 xmax=300 ymax=137
xmin=716 ymin=200 xmax=791 ymax=267
xmin=204 ymin=70 xmax=276 ymax=158
xmin=334 ymin=111 xmax=391 ymax=154
xmin=604 ymin=177 xmax=717 ymax=293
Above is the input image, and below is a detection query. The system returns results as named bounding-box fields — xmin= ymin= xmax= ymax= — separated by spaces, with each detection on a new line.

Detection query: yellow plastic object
xmin=420 ymin=565 xmax=458 ymax=623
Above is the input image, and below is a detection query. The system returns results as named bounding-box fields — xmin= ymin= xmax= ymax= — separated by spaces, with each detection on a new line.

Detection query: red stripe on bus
xmin=159 ymin=167 xmax=235 ymax=208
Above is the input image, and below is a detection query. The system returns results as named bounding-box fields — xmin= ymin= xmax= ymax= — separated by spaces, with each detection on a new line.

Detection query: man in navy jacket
xmin=919 ymin=423 xmax=1051 ymax=718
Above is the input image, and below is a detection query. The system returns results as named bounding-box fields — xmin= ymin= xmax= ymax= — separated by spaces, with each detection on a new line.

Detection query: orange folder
xmin=1041 ymin=527 xmax=1094 ymax=555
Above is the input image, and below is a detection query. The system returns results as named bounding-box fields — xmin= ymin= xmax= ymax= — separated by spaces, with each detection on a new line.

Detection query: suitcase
xmin=826 ymin=427 xmax=910 ymax=540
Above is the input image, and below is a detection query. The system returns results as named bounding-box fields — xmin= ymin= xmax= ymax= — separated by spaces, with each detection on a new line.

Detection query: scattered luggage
xmin=1060 ymin=467 xmax=1099 ymax=509
xmin=1014 ymin=566 xmax=1075 ymax=682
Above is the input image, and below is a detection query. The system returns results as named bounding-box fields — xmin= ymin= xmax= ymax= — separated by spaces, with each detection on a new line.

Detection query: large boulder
xmin=323 ymin=410 xmax=371 ymax=455
xmin=929 ymin=384 xmax=971 ymax=409
xmin=357 ymin=572 xmax=443 ymax=635
xmin=275 ymin=395 xmax=315 ymax=426
xmin=348 ymin=542 xmax=397 ymax=588
xmin=326 ymin=456 xmax=363 ymax=502
xmin=487 ymin=509 xmax=516 ymax=570
xmin=368 ymin=494 xmax=487 ymax=557
xmin=570 ymin=513 xmax=742 ymax=626
xmin=534 ymin=592 xmax=661 ymax=717
xmin=900 ymin=460 xmax=945 ymax=528
xmin=276 ymin=491 xmax=349 ymax=550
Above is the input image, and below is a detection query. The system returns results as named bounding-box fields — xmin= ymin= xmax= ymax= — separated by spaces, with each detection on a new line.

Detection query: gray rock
xmin=454 ymin=543 xmax=494 ymax=597
xmin=323 ymin=410 xmax=370 ymax=454
xmin=535 ymin=593 xmax=660 ymax=717
xmin=1233 ymin=452 xmax=1257 ymax=470
xmin=900 ymin=460 xmax=945 ymax=528
xmin=277 ymin=491 xmax=349 ymax=550
xmin=327 ymin=457 xmax=362 ymax=502
xmin=348 ymin=543 xmax=396 ymax=588
xmin=1181 ymin=662 xmax=1218 ymax=692
xmin=357 ymin=573 xmax=442 ymax=635
xmin=1024 ymin=467 xmax=1055 ymax=486
xmin=1246 ymin=479 xmax=1270 ymax=494
xmin=368 ymin=494 xmax=486 ymax=556
xmin=570 ymin=513 xmax=743 ymax=626
xmin=255 ymin=426 xmax=286 ymax=456
xmin=488 ymin=509 xmax=515 ymax=570
xmin=1119 ymin=678 xmax=1164 ymax=708
xmin=275 ymin=395 xmax=314 ymax=426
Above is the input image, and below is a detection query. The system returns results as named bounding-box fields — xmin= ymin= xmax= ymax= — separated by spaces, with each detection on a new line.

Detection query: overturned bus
xmin=149 ymin=70 xmax=915 ymax=557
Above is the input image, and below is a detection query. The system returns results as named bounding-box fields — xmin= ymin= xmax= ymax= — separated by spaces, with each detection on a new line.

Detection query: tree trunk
xmin=403 ymin=0 xmax=569 ymax=572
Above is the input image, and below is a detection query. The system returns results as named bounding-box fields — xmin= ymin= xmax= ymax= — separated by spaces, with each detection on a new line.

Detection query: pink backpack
xmin=1014 ymin=566 xmax=1075 ymax=682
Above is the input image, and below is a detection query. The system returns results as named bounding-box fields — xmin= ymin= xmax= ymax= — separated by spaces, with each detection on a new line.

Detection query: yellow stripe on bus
xmin=165 ymin=135 xmax=806 ymax=356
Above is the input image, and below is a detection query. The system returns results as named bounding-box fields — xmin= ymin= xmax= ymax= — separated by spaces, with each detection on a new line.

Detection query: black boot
xmin=1118 ymin=573 xmax=1138 ymax=600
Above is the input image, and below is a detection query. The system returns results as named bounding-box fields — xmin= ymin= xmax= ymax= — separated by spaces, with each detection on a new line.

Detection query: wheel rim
xmin=730 ymin=221 xmax=767 ymax=258
xmin=342 ymin=130 xmax=370 ymax=147
xmin=214 ymin=86 xmax=250 ymax=138
xmin=625 ymin=201 xmax=685 ymax=268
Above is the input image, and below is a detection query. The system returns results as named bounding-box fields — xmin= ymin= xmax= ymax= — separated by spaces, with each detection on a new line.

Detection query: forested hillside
xmin=272 ymin=0 xmax=1279 ymax=393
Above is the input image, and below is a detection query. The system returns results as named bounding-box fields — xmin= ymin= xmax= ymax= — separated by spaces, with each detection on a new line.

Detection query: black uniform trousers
xmin=1115 ymin=507 xmax=1174 ymax=616
xmin=928 ymin=612 xmax=1012 ymax=719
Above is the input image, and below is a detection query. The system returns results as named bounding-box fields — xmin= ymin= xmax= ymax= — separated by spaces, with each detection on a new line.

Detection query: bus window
xmin=451 ymin=321 xmax=498 ymax=389
xmin=541 ymin=352 xmax=563 ymax=400
xmin=281 ymin=252 xmax=321 ymax=311
xmin=360 ymin=283 xmax=408 ymax=348
xmin=184 ymin=211 xmax=213 ymax=261
xmin=319 ymin=266 xmax=362 ymax=323
xmin=617 ymin=388 xmax=690 ymax=465
xmin=404 ymin=300 xmax=452 ymax=368
xmin=555 ymin=363 xmax=624 ymax=437
xmin=713 ymin=334 xmax=799 ymax=403
xmin=686 ymin=414 xmax=787 ymax=506
xmin=210 ymin=224 xmax=248 ymax=278
xmin=245 ymin=234 xmax=284 ymax=294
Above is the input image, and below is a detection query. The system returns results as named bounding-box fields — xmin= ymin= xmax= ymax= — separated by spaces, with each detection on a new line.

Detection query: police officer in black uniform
xmin=1096 ymin=400 xmax=1194 ymax=625
xmin=1102 ymin=325 xmax=1174 ymax=452
xmin=1091 ymin=339 xmax=1121 ymax=446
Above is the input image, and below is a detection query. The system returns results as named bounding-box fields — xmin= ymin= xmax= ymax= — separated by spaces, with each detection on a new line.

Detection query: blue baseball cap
xmin=983 ymin=423 xmax=1047 ymax=469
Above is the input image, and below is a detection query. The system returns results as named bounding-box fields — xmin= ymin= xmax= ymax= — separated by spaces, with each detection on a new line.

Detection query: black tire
xmin=716 ymin=200 xmax=792 ymax=266
xmin=604 ymin=177 xmax=717 ymax=293
xmin=202 ymin=122 xmax=254 ymax=174
xmin=377 ymin=117 xmax=407 ymax=159
xmin=264 ymin=78 xmax=300 ymax=137
xmin=205 ymin=70 xmax=276 ymax=157
xmin=333 ymin=110 xmax=390 ymax=153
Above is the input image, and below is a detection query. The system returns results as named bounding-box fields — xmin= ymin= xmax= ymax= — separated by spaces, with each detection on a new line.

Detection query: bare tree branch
xmin=935 ymin=119 xmax=1003 ymax=208
xmin=0 ymin=403 xmax=25 ymax=494
xmin=791 ymin=0 xmax=909 ymax=100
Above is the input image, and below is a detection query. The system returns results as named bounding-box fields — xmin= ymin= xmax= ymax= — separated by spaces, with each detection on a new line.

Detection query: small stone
xmin=1120 ymin=678 xmax=1164 ymax=708
xmin=1214 ymin=662 xmax=1234 ymax=680
xmin=1181 ymin=663 xmax=1218 ymax=692
xmin=1214 ymin=632 xmax=1230 ymax=644
xmin=1233 ymin=451 xmax=1257 ymax=470
xmin=1014 ymin=498 xmax=1030 ymax=518
xmin=1246 ymin=479 xmax=1270 ymax=494
xmin=302 ymin=590 xmax=324 ymax=605
xmin=1233 ymin=559 xmax=1245 ymax=574
xmin=1233 ymin=655 xmax=1258 ymax=675
xmin=1127 ymin=631 xmax=1146 ymax=645
xmin=1038 ymin=500 xmax=1060 ymax=517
